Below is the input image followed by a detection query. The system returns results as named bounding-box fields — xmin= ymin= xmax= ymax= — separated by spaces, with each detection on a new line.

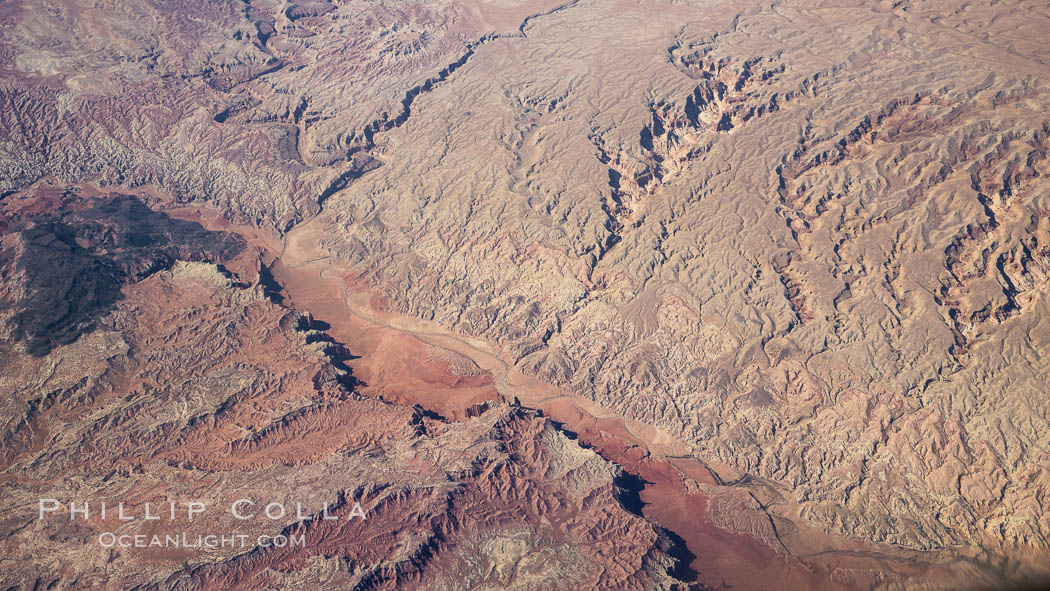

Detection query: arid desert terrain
xmin=1 ymin=0 xmax=1050 ymax=589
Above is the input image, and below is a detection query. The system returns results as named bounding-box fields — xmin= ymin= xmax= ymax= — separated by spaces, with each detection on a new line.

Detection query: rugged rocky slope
xmin=0 ymin=190 xmax=692 ymax=590
xmin=2 ymin=0 xmax=1050 ymax=589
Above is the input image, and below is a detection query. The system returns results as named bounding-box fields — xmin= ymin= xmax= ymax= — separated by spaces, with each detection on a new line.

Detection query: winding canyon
xmin=2 ymin=0 xmax=1050 ymax=589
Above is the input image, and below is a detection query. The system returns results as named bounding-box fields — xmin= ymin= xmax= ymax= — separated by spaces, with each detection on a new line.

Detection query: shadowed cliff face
xmin=1 ymin=195 xmax=244 ymax=356
xmin=0 ymin=188 xmax=694 ymax=590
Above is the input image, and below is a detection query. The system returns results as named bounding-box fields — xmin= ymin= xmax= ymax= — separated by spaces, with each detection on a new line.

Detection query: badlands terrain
xmin=2 ymin=0 xmax=1050 ymax=589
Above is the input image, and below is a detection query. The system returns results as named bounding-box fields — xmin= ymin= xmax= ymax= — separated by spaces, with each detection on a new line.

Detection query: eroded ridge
xmin=941 ymin=124 xmax=1050 ymax=346
xmin=3 ymin=0 xmax=1050 ymax=588
xmin=0 ymin=187 xmax=695 ymax=591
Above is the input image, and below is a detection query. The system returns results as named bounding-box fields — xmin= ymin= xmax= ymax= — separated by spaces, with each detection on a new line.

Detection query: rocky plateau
xmin=2 ymin=0 xmax=1050 ymax=589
